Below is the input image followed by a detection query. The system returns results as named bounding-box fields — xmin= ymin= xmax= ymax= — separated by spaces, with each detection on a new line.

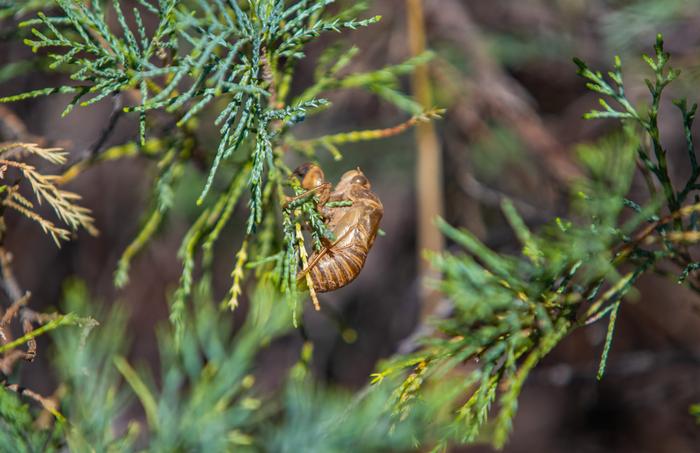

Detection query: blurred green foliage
xmin=375 ymin=34 xmax=700 ymax=449
xmin=1 ymin=278 xmax=458 ymax=452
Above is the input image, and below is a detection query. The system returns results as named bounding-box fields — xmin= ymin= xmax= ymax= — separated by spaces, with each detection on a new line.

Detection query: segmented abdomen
xmin=309 ymin=243 xmax=368 ymax=292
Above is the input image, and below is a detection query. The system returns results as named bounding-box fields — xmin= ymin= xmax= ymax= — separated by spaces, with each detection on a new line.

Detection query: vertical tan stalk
xmin=406 ymin=0 xmax=444 ymax=319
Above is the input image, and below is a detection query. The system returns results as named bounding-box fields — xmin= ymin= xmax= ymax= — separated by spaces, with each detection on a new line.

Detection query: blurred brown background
xmin=2 ymin=1 xmax=700 ymax=452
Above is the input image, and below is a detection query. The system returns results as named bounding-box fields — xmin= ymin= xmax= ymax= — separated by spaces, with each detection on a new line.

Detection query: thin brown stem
xmin=407 ymin=0 xmax=445 ymax=322
xmin=3 ymin=383 xmax=64 ymax=421
xmin=615 ymin=202 xmax=700 ymax=262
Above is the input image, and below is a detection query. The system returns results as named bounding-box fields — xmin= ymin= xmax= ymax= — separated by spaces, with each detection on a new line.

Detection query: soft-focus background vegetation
xmin=1 ymin=1 xmax=700 ymax=451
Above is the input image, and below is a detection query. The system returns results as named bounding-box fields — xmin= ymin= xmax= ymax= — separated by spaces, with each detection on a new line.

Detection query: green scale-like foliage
xmin=0 ymin=0 xmax=434 ymax=340
xmin=374 ymin=34 xmax=700 ymax=449
xmin=1 ymin=279 xmax=457 ymax=452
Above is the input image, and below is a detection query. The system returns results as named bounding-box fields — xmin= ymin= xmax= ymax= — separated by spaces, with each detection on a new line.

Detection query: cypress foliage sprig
xmin=0 ymin=277 xmax=451 ymax=451
xmin=0 ymin=1 xmax=434 ymax=323
xmin=375 ymin=34 xmax=700 ymax=448
xmin=0 ymin=143 xmax=97 ymax=245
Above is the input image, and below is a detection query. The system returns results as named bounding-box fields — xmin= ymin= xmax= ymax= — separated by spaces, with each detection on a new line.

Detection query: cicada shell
xmin=294 ymin=164 xmax=383 ymax=292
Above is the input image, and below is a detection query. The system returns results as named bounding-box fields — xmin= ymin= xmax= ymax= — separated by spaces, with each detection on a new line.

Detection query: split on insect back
xmin=284 ymin=162 xmax=384 ymax=312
